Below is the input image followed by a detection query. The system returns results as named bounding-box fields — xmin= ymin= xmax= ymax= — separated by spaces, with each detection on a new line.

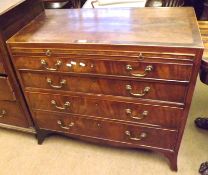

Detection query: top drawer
xmin=0 ymin=76 xmax=16 ymax=101
xmin=9 ymin=47 xmax=196 ymax=61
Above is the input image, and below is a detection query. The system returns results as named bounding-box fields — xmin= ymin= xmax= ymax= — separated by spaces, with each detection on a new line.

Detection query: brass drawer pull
xmin=125 ymin=131 xmax=147 ymax=141
xmin=125 ymin=109 xmax=148 ymax=120
xmin=126 ymin=85 xmax=150 ymax=97
xmin=41 ymin=59 xmax=62 ymax=71
xmin=51 ymin=100 xmax=70 ymax=110
xmin=46 ymin=78 xmax=66 ymax=89
xmin=45 ymin=49 xmax=52 ymax=57
xmin=57 ymin=120 xmax=74 ymax=130
xmin=0 ymin=110 xmax=6 ymax=118
xmin=126 ymin=65 xmax=153 ymax=77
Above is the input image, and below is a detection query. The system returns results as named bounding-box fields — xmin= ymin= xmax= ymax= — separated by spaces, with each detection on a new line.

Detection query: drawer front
xmin=34 ymin=110 xmax=178 ymax=150
xmin=0 ymin=65 xmax=5 ymax=74
xmin=14 ymin=56 xmax=193 ymax=81
xmin=0 ymin=63 xmax=5 ymax=74
xmin=21 ymin=72 xmax=187 ymax=103
xmin=27 ymin=92 xmax=182 ymax=129
xmin=10 ymin=47 xmax=195 ymax=61
xmin=0 ymin=76 xmax=16 ymax=101
xmin=0 ymin=54 xmax=6 ymax=74
xmin=0 ymin=101 xmax=29 ymax=127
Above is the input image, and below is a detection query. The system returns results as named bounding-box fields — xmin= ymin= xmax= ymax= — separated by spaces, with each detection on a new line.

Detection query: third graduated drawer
xmin=21 ymin=72 xmax=187 ymax=104
xmin=13 ymin=55 xmax=193 ymax=82
xmin=26 ymin=91 xmax=183 ymax=129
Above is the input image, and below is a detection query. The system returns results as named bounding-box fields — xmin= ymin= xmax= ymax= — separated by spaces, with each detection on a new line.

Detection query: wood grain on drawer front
xmin=0 ymin=76 xmax=16 ymax=101
xmin=34 ymin=110 xmax=178 ymax=151
xmin=27 ymin=91 xmax=183 ymax=129
xmin=21 ymin=72 xmax=187 ymax=104
xmin=0 ymin=101 xmax=29 ymax=127
xmin=0 ymin=54 xmax=5 ymax=74
xmin=0 ymin=63 xmax=5 ymax=74
xmin=14 ymin=56 xmax=193 ymax=81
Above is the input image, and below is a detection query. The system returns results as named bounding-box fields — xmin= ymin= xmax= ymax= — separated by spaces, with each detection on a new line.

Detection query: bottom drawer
xmin=0 ymin=101 xmax=29 ymax=127
xmin=34 ymin=110 xmax=178 ymax=151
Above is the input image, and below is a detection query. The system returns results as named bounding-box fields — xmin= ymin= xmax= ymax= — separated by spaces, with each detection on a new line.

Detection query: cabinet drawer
xmin=21 ymin=72 xmax=187 ymax=104
xmin=34 ymin=110 xmax=178 ymax=150
xmin=0 ymin=101 xmax=29 ymax=127
xmin=0 ymin=63 xmax=5 ymax=74
xmin=14 ymin=56 xmax=193 ymax=81
xmin=10 ymin=47 xmax=195 ymax=61
xmin=27 ymin=91 xmax=183 ymax=129
xmin=0 ymin=76 xmax=16 ymax=101
xmin=0 ymin=54 xmax=5 ymax=74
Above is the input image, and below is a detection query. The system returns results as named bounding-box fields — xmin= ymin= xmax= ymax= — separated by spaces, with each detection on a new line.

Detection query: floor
xmin=0 ymin=77 xmax=207 ymax=175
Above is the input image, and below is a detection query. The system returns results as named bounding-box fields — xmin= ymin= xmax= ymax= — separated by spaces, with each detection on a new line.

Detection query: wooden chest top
xmin=7 ymin=7 xmax=203 ymax=48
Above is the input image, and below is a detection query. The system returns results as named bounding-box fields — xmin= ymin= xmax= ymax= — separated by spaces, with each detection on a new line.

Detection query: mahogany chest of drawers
xmin=7 ymin=8 xmax=203 ymax=171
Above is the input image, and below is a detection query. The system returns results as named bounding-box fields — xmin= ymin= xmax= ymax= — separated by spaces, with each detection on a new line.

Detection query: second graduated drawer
xmin=14 ymin=56 xmax=193 ymax=81
xmin=26 ymin=91 xmax=183 ymax=129
xmin=21 ymin=72 xmax=187 ymax=104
